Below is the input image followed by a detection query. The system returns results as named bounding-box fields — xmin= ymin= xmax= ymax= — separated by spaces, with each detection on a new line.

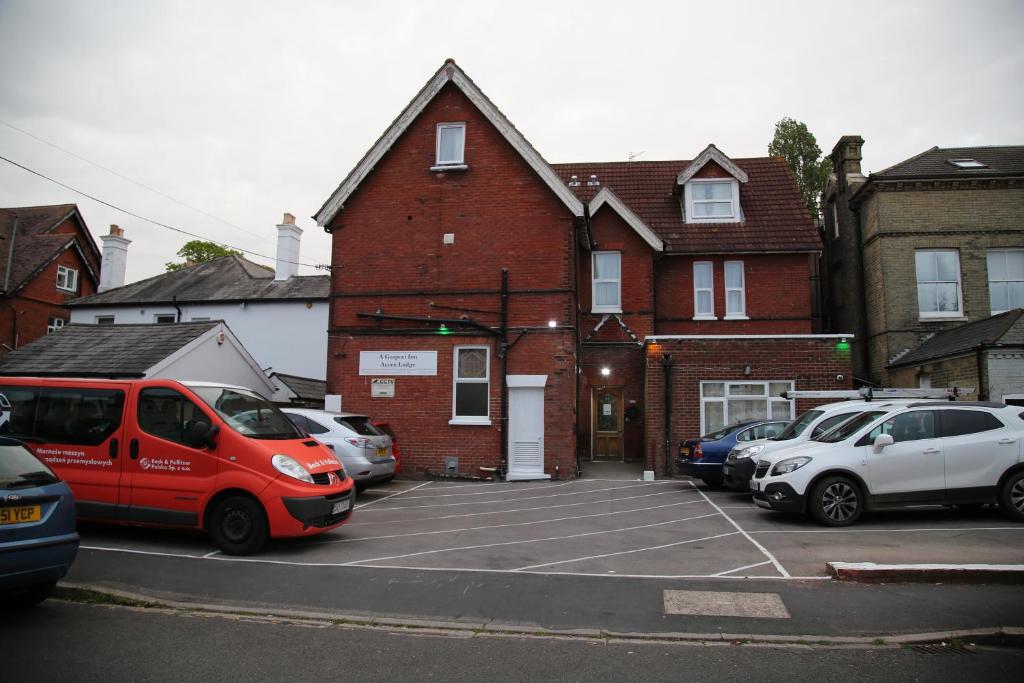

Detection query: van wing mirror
xmin=185 ymin=420 xmax=218 ymax=449
xmin=872 ymin=433 xmax=894 ymax=453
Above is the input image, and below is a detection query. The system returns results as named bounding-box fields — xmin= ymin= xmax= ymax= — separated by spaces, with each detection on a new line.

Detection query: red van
xmin=0 ymin=377 xmax=354 ymax=555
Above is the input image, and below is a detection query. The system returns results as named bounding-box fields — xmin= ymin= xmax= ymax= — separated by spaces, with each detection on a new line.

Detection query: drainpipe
xmin=661 ymin=353 xmax=673 ymax=477
xmin=976 ymin=345 xmax=988 ymax=401
xmin=499 ymin=268 xmax=509 ymax=478
xmin=172 ymin=295 xmax=183 ymax=323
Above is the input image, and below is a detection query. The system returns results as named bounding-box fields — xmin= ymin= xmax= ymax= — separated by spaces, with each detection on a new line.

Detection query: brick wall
xmin=644 ymin=337 xmax=853 ymax=475
xmin=888 ymin=355 xmax=980 ymax=400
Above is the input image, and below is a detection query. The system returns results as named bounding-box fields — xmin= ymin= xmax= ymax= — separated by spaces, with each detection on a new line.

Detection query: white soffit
xmin=314 ymin=61 xmax=584 ymax=226
xmin=588 ymin=188 xmax=663 ymax=252
xmin=676 ymin=144 xmax=749 ymax=186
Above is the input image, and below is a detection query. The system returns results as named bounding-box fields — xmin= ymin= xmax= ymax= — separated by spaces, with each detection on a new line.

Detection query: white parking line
xmin=342 ymin=512 xmax=722 ymax=566
xmin=355 ymin=481 xmax=431 ymax=510
xmin=691 ymin=482 xmax=791 ymax=578
xmin=711 ymin=560 xmax=772 ymax=577
xmin=319 ymin=498 xmax=707 ymax=544
xmin=346 ymin=488 xmax=698 ymax=526
xmin=396 ymin=480 xmax=578 ymax=499
xmin=748 ymin=526 xmax=1024 ymax=535
xmin=357 ymin=482 xmax=675 ymax=512
xmin=513 ymin=531 xmax=741 ymax=571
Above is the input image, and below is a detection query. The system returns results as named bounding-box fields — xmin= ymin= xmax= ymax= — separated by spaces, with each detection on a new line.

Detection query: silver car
xmin=282 ymin=409 xmax=396 ymax=492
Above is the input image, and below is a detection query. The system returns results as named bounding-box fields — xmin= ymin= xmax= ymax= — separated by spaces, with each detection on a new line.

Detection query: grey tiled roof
xmin=0 ymin=322 xmax=219 ymax=377
xmin=271 ymin=372 xmax=327 ymax=402
xmin=68 ymin=255 xmax=329 ymax=307
xmin=0 ymin=204 xmax=100 ymax=294
xmin=873 ymin=146 xmax=1024 ymax=180
xmin=889 ymin=309 xmax=1024 ymax=368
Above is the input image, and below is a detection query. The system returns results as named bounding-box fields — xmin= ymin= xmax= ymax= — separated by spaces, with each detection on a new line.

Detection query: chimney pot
xmin=282 ymin=212 xmax=295 ymax=225
xmin=109 ymin=224 xmax=123 ymax=237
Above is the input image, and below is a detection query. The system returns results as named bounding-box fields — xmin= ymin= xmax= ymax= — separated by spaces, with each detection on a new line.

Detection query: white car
xmin=282 ymin=409 xmax=396 ymax=492
xmin=722 ymin=399 xmax=935 ymax=492
xmin=750 ymin=402 xmax=1024 ymax=526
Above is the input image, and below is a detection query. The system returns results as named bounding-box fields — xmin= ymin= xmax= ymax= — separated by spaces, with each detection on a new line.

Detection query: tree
xmin=768 ymin=117 xmax=832 ymax=220
xmin=165 ymin=240 xmax=243 ymax=271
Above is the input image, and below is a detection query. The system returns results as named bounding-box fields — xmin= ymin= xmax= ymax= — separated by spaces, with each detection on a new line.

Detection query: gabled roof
xmin=0 ymin=204 xmax=102 ymax=293
xmin=0 ymin=321 xmax=219 ymax=377
xmin=889 ymin=309 xmax=1024 ymax=368
xmin=270 ymin=372 xmax=327 ymax=402
xmin=68 ymin=254 xmax=329 ymax=307
xmin=872 ymin=145 xmax=1024 ymax=180
xmin=675 ymin=144 xmax=749 ymax=186
xmin=553 ymin=157 xmax=819 ymax=254
xmin=588 ymin=187 xmax=663 ymax=251
xmin=314 ymin=59 xmax=584 ymax=227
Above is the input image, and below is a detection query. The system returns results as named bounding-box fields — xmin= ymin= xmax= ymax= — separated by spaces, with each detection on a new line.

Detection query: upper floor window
xmin=435 ymin=122 xmax=466 ymax=166
xmin=56 ymin=265 xmax=78 ymax=293
xmin=685 ymin=179 xmax=738 ymax=222
xmin=452 ymin=346 xmax=490 ymax=425
xmin=693 ymin=261 xmax=714 ymax=319
xmin=46 ymin=316 xmax=65 ymax=334
xmin=95 ymin=316 xmax=115 ymax=325
xmin=592 ymin=251 xmax=621 ymax=313
xmin=154 ymin=314 xmax=176 ymax=324
xmin=724 ymin=261 xmax=746 ymax=318
xmin=831 ymin=201 xmax=839 ymax=239
xmin=915 ymin=250 xmax=962 ymax=318
xmin=987 ymin=249 xmax=1024 ymax=314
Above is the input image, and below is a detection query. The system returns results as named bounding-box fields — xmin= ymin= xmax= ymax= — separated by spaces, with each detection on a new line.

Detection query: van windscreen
xmin=192 ymin=387 xmax=303 ymax=440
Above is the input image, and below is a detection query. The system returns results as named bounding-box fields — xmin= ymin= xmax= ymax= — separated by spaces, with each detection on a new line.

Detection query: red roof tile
xmin=551 ymin=158 xmax=820 ymax=254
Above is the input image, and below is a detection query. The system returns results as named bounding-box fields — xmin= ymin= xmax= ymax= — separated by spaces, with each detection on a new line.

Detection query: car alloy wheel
xmin=1012 ymin=478 xmax=1024 ymax=514
xmin=822 ymin=482 xmax=858 ymax=522
xmin=1001 ymin=471 xmax=1024 ymax=522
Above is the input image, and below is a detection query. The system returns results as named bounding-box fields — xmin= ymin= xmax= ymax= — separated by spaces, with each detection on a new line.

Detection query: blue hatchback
xmin=1 ymin=437 xmax=79 ymax=607
xmin=676 ymin=420 xmax=788 ymax=487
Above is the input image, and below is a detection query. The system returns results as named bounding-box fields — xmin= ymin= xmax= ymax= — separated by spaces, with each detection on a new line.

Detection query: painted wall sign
xmin=359 ymin=351 xmax=438 ymax=376
xmin=371 ymin=378 xmax=396 ymax=397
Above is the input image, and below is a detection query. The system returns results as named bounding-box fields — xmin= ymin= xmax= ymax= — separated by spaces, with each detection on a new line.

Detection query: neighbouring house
xmin=0 ymin=320 xmax=276 ymax=396
xmin=887 ymin=308 xmax=1024 ymax=403
xmin=0 ymin=204 xmax=102 ymax=354
xmin=67 ymin=214 xmax=330 ymax=381
xmin=822 ymin=139 xmax=1024 ymax=387
xmin=268 ymin=371 xmax=327 ymax=407
xmin=315 ymin=60 xmax=852 ymax=480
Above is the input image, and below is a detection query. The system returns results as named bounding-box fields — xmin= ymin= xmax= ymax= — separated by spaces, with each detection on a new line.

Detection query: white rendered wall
xmin=69 ymin=300 xmax=328 ymax=380
xmin=147 ymin=332 xmax=276 ymax=398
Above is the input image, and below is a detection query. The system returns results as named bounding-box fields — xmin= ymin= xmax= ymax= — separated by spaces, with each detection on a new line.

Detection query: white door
xmin=507 ymin=377 xmax=549 ymax=481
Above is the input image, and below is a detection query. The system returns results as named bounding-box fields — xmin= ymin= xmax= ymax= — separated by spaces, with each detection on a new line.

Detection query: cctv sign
xmin=371 ymin=379 xmax=395 ymax=398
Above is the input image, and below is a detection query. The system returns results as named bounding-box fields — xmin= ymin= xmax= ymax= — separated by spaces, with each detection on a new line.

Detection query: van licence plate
xmin=331 ymin=499 xmax=351 ymax=515
xmin=0 ymin=504 xmax=41 ymax=525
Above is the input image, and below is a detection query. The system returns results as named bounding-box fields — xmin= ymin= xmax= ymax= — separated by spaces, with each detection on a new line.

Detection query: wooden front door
xmin=592 ymin=387 xmax=623 ymax=461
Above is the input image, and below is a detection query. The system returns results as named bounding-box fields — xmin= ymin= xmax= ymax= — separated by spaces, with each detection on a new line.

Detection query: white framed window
xmin=693 ymin=261 xmax=715 ymax=319
xmin=987 ymin=249 xmax=1024 ymax=314
xmin=700 ymin=381 xmax=794 ymax=434
xmin=46 ymin=316 xmax=66 ymax=334
xmin=724 ymin=261 xmax=746 ymax=319
xmin=915 ymin=250 xmax=963 ymax=318
xmin=154 ymin=314 xmax=176 ymax=324
xmin=684 ymin=179 xmax=739 ymax=223
xmin=435 ymin=122 xmax=466 ymax=166
xmin=95 ymin=316 xmax=115 ymax=325
xmin=56 ymin=265 xmax=78 ymax=292
xmin=591 ymin=251 xmax=621 ymax=313
xmin=832 ymin=201 xmax=839 ymax=239
xmin=191 ymin=317 xmax=211 ymax=322
xmin=451 ymin=345 xmax=490 ymax=425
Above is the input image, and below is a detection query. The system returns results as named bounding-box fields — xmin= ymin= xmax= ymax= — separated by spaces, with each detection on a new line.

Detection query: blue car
xmin=676 ymin=420 xmax=788 ymax=487
xmin=1 ymin=437 xmax=79 ymax=607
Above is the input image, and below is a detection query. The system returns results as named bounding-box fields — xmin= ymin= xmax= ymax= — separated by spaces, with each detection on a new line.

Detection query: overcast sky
xmin=1 ymin=0 xmax=1021 ymax=282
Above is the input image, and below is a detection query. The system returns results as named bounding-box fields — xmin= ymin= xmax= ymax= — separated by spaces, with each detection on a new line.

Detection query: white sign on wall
xmin=359 ymin=351 xmax=438 ymax=376
xmin=371 ymin=378 xmax=395 ymax=397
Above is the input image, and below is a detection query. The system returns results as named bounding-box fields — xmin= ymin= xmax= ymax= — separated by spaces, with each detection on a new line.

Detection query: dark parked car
xmin=676 ymin=420 xmax=788 ymax=487
xmin=0 ymin=437 xmax=79 ymax=606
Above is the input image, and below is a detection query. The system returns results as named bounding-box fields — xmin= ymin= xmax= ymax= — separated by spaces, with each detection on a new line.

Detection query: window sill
xmin=56 ymin=287 xmax=77 ymax=293
xmin=919 ymin=316 xmax=967 ymax=322
xmin=693 ymin=316 xmax=718 ymax=321
xmin=592 ymin=308 xmax=622 ymax=315
xmin=723 ymin=314 xmax=749 ymax=320
xmin=449 ymin=417 xmax=492 ymax=426
xmin=431 ymin=164 xmax=468 ymax=172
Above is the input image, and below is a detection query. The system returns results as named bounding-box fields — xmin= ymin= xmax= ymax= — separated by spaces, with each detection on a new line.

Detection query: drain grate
xmin=909 ymin=644 xmax=977 ymax=656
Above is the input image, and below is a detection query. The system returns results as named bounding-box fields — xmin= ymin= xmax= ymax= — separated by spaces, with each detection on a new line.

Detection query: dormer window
xmin=435 ymin=122 xmax=466 ymax=167
xmin=684 ymin=179 xmax=740 ymax=223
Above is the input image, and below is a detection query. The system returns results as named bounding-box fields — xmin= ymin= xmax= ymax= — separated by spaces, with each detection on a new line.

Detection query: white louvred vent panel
xmin=512 ymin=441 xmax=542 ymax=466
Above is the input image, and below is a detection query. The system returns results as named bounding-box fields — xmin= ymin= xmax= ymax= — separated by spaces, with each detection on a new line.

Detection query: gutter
xmin=850 ymin=173 xmax=1024 ymax=206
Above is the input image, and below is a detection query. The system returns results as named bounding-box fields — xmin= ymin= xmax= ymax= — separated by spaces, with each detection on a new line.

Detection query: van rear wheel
xmin=209 ymin=495 xmax=268 ymax=555
xmin=809 ymin=476 xmax=863 ymax=526
xmin=999 ymin=471 xmax=1024 ymax=522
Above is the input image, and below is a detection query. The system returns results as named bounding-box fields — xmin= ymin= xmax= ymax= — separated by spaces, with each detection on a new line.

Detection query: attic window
xmin=435 ymin=123 xmax=466 ymax=168
xmin=684 ymin=179 xmax=740 ymax=223
xmin=948 ymin=158 xmax=987 ymax=169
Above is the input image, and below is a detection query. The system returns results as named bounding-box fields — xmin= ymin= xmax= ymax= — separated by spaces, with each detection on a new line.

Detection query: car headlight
xmin=272 ymin=454 xmax=314 ymax=483
xmin=730 ymin=444 xmax=765 ymax=461
xmin=771 ymin=456 xmax=812 ymax=476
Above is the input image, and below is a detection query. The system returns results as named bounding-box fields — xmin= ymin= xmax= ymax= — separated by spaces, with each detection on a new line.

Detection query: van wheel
xmin=998 ymin=471 xmax=1024 ymax=522
xmin=809 ymin=476 xmax=863 ymax=526
xmin=209 ymin=496 xmax=268 ymax=555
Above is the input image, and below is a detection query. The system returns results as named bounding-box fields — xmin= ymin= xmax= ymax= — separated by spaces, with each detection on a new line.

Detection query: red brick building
xmin=315 ymin=61 xmax=852 ymax=479
xmin=0 ymin=205 xmax=101 ymax=354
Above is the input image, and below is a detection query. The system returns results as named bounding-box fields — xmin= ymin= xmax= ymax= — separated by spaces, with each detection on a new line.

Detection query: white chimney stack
xmin=275 ymin=212 xmax=302 ymax=281
xmin=98 ymin=224 xmax=131 ymax=292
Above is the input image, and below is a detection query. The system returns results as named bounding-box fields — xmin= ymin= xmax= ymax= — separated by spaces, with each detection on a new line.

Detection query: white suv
xmin=751 ymin=402 xmax=1024 ymax=526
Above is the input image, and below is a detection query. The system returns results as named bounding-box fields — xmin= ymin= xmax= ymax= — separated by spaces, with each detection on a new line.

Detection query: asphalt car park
xmin=73 ymin=475 xmax=1024 ymax=580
